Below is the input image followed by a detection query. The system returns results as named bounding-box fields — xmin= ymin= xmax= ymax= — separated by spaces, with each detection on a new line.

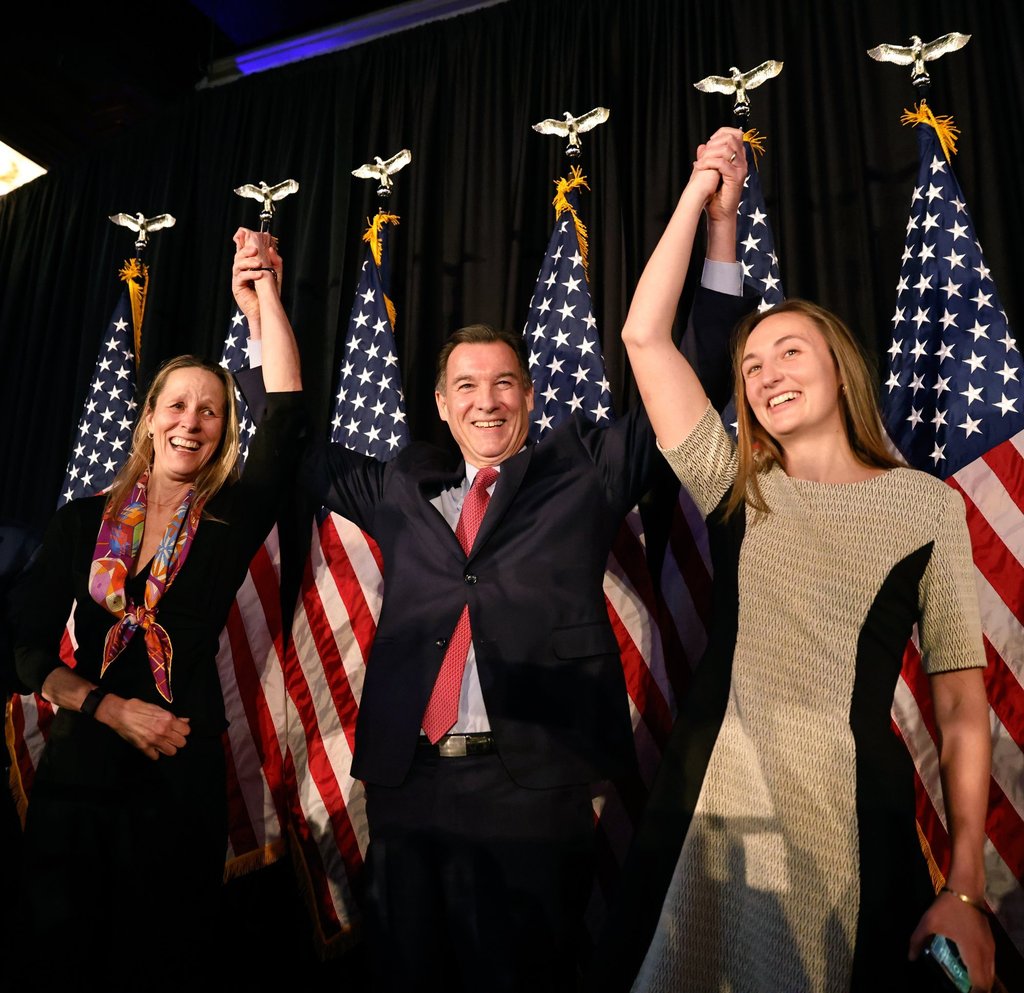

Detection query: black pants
xmin=363 ymin=749 xmax=596 ymax=993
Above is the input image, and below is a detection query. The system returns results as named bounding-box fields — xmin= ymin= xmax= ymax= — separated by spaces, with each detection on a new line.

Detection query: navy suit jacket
xmin=240 ymin=286 xmax=752 ymax=791
xmin=306 ymin=402 xmax=655 ymax=789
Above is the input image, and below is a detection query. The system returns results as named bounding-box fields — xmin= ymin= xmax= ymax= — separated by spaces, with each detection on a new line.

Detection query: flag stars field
xmin=60 ymin=296 xmax=138 ymax=505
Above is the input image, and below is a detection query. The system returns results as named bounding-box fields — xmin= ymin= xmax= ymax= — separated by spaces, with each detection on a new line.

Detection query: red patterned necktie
xmin=422 ymin=465 xmax=499 ymax=743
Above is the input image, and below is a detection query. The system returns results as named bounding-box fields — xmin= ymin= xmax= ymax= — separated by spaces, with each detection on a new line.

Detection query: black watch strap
xmin=80 ymin=687 xmax=105 ymax=719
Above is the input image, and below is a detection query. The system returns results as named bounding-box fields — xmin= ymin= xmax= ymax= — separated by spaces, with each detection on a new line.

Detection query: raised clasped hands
xmin=231 ymin=226 xmax=283 ymax=329
xmin=693 ymin=126 xmax=747 ymax=223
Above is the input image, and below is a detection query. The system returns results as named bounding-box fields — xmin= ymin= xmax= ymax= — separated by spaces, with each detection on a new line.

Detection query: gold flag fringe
xmin=362 ymin=212 xmax=400 ymax=330
xmin=285 ymin=821 xmax=361 ymax=959
xmin=5 ymin=697 xmax=28 ymax=828
xmin=901 ymin=103 xmax=960 ymax=163
xmin=119 ymin=258 xmax=148 ymax=371
xmin=221 ymin=838 xmax=287 ymax=882
xmin=743 ymin=128 xmax=767 ymax=168
xmin=552 ymin=166 xmax=591 ymax=282
xmin=915 ymin=820 xmax=946 ymax=894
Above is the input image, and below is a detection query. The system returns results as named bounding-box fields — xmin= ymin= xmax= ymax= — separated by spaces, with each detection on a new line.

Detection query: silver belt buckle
xmin=438 ymin=735 xmax=468 ymax=758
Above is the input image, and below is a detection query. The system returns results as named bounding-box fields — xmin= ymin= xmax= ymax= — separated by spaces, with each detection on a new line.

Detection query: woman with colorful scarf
xmin=14 ymin=228 xmax=304 ymax=990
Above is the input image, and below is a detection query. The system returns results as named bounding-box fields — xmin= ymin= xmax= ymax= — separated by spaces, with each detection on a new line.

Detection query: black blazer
xmin=239 ymin=287 xmax=752 ymax=790
xmin=306 ymin=401 xmax=655 ymax=789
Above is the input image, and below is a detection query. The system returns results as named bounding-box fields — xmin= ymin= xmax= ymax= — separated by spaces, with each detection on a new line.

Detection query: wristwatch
xmin=80 ymin=687 xmax=105 ymax=719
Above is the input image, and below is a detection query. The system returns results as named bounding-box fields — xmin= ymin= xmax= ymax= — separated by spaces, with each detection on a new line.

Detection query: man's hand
xmin=96 ymin=694 xmax=191 ymax=762
xmin=231 ymin=227 xmax=283 ymax=335
xmin=691 ymin=127 xmax=746 ymax=262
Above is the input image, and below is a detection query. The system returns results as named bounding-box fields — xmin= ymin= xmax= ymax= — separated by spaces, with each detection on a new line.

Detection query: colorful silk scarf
xmin=88 ymin=471 xmax=204 ymax=702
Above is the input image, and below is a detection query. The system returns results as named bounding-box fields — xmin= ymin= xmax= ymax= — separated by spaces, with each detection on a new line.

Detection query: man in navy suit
xmin=249 ymin=130 xmax=750 ymax=991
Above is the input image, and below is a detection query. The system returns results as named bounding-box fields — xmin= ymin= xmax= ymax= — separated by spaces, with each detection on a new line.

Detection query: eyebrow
xmin=451 ymin=370 xmax=518 ymax=384
xmin=741 ymin=334 xmax=805 ymax=365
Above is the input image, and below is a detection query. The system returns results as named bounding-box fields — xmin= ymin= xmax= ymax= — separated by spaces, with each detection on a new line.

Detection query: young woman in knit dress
xmin=618 ymin=128 xmax=995 ymax=992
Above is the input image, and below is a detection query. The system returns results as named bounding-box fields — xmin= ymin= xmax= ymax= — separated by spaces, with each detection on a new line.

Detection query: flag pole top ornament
xmin=532 ymin=107 xmax=610 ymax=159
xmin=233 ymin=179 xmax=300 ymax=232
xmin=867 ymin=33 xmax=971 ymax=101
xmin=108 ymin=212 xmax=176 ymax=255
xmin=693 ymin=61 xmax=783 ymax=127
xmin=352 ymin=149 xmax=413 ymax=200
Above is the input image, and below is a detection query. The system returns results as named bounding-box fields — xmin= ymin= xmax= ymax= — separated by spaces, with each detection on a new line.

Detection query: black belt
xmin=418 ymin=732 xmax=495 ymax=758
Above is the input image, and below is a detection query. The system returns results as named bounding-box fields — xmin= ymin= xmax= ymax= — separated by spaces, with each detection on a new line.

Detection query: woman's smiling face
xmin=740 ymin=311 xmax=845 ymax=445
xmin=145 ymin=366 xmax=227 ymax=484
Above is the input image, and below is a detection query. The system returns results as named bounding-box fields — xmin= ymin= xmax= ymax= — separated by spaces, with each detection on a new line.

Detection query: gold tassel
xmin=362 ymin=211 xmax=400 ymax=268
xmin=5 ymin=698 xmax=29 ymax=827
xmin=915 ymin=820 xmax=946 ymax=893
xmin=743 ymin=128 xmax=767 ymax=169
xmin=551 ymin=166 xmax=591 ymax=281
xmin=119 ymin=258 xmax=148 ymax=371
xmin=362 ymin=212 xmax=401 ymax=329
xmin=901 ymin=102 xmax=960 ymax=163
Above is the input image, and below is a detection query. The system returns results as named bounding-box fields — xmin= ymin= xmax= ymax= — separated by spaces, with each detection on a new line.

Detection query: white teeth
xmin=474 ymin=420 xmax=503 ymax=428
xmin=769 ymin=392 xmax=799 ymax=408
xmin=170 ymin=437 xmax=200 ymax=450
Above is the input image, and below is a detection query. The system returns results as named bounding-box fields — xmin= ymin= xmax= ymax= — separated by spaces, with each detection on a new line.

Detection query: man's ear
xmin=434 ymin=389 xmax=449 ymax=423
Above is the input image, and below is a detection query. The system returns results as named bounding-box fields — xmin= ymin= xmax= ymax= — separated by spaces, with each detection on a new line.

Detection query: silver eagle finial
xmin=351 ymin=149 xmax=413 ymax=199
xmin=867 ymin=33 xmax=971 ymax=93
xmin=108 ymin=212 xmax=176 ymax=253
xmin=233 ymin=179 xmax=300 ymax=230
xmin=532 ymin=107 xmax=610 ymax=159
xmin=694 ymin=61 xmax=783 ymax=124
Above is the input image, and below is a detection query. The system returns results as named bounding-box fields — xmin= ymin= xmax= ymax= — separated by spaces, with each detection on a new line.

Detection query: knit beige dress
xmin=632 ymin=403 xmax=985 ymax=993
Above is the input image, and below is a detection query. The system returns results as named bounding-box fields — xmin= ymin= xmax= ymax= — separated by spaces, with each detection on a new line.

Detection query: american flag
xmin=882 ymin=112 xmax=1024 ymax=975
xmin=736 ymin=133 xmax=784 ymax=313
xmin=214 ymin=307 xmax=292 ymax=876
xmin=8 ymin=263 xmax=142 ymax=815
xmin=285 ymin=212 xmax=409 ymax=946
xmin=523 ymin=170 xmax=691 ymax=915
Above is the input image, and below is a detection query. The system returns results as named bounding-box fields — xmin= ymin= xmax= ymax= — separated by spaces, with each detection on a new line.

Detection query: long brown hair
xmin=104 ymin=355 xmax=241 ymax=514
xmin=725 ymin=299 xmax=903 ymax=518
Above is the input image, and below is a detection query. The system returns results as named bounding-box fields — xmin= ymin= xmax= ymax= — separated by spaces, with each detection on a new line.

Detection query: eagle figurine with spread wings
xmin=233 ymin=179 xmax=300 ymax=222
xmin=532 ymin=107 xmax=610 ymax=156
xmin=867 ymin=33 xmax=971 ymax=83
xmin=693 ymin=61 xmax=784 ymax=109
xmin=351 ymin=149 xmax=413 ymax=196
xmin=108 ymin=212 xmax=176 ymax=249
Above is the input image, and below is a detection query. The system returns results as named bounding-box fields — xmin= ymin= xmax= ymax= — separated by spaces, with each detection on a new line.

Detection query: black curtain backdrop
xmin=2 ymin=0 xmax=1022 ymax=530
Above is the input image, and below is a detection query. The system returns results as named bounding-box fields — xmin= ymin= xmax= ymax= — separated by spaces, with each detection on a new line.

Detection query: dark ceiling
xmin=0 ymin=2 xmax=399 ymax=171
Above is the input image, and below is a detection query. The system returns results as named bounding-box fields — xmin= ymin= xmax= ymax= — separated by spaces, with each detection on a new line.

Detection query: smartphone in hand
xmin=922 ymin=934 xmax=971 ymax=993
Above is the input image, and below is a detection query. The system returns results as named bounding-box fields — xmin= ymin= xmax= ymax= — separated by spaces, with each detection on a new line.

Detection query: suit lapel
xmin=412 ymin=464 xmax=466 ymax=562
xmin=468 ymin=443 xmax=533 ymax=558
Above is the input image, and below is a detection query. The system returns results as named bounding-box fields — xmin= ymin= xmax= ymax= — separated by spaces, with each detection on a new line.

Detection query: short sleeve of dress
xmin=918 ymin=485 xmax=986 ymax=674
xmin=657 ymin=401 xmax=737 ymax=519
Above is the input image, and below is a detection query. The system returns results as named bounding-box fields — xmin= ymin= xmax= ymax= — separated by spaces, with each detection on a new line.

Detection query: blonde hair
xmin=104 ymin=355 xmax=240 ymax=514
xmin=725 ymin=299 xmax=903 ymax=518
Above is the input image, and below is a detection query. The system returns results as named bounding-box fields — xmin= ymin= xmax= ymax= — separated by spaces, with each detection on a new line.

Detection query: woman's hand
xmin=95 ymin=694 xmax=191 ymax=761
xmin=909 ymin=889 xmax=994 ymax=992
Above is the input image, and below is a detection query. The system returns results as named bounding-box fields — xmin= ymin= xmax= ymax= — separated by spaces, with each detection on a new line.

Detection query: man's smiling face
xmin=435 ymin=341 xmax=534 ymax=468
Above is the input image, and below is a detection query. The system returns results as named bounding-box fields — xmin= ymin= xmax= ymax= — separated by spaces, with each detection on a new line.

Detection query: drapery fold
xmin=2 ymin=0 xmax=1022 ymax=529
